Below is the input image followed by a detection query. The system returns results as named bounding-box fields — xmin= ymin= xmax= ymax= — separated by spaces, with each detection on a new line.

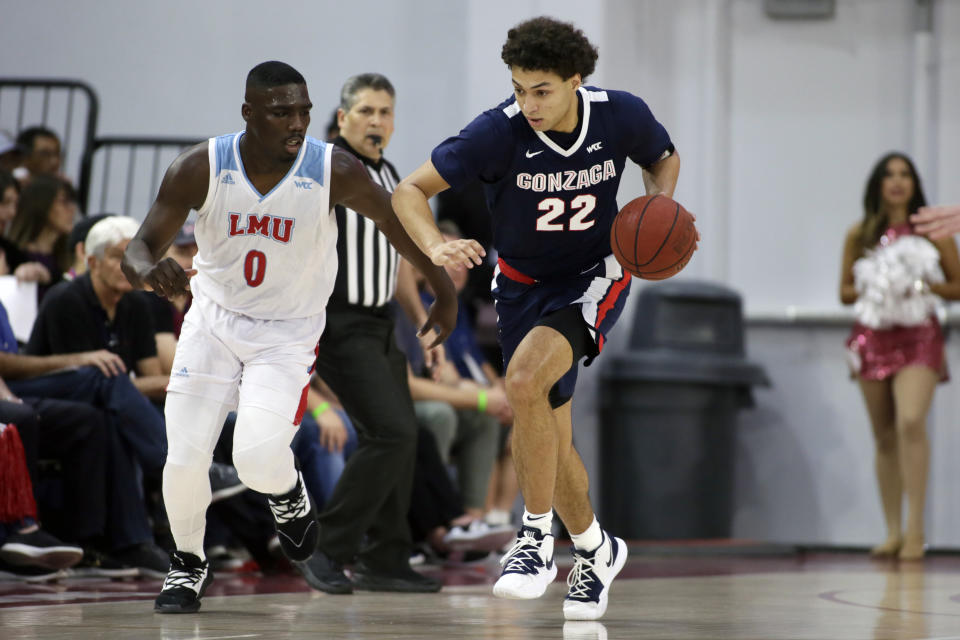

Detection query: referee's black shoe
xmin=294 ymin=548 xmax=353 ymax=594
xmin=267 ymin=471 xmax=317 ymax=562
xmin=351 ymin=562 xmax=442 ymax=593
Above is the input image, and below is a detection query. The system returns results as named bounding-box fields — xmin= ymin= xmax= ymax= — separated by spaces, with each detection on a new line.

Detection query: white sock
xmin=522 ymin=509 xmax=553 ymax=536
xmin=570 ymin=516 xmax=603 ymax=552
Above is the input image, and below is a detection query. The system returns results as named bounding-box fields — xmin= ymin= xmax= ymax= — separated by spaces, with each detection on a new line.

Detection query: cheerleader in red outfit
xmin=840 ymin=153 xmax=960 ymax=560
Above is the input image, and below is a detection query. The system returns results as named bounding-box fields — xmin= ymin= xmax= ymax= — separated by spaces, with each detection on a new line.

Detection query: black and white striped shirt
xmin=329 ymin=137 xmax=401 ymax=309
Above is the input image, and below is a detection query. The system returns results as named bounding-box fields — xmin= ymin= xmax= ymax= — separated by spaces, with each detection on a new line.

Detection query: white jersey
xmin=191 ymin=131 xmax=337 ymax=319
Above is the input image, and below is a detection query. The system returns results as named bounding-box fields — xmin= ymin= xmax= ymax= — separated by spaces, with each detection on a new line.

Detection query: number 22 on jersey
xmin=536 ymin=194 xmax=597 ymax=232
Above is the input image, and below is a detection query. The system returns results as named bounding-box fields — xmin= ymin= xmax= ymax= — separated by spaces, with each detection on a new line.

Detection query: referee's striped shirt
xmin=329 ymin=136 xmax=401 ymax=309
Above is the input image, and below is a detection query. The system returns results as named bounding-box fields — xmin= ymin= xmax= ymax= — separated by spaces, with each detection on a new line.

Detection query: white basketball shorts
xmin=166 ymin=288 xmax=326 ymax=425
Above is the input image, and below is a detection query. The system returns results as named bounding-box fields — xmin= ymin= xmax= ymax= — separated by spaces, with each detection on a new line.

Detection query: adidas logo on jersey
xmin=174 ymin=367 xmax=189 ymax=378
xmin=221 ymin=174 xmax=235 ymax=185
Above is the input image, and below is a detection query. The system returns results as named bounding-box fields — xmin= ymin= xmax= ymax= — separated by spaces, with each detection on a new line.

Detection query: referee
xmin=302 ymin=73 xmax=440 ymax=593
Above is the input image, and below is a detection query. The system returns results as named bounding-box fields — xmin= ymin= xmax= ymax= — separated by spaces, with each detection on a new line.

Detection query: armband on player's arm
xmin=642 ymin=144 xmax=676 ymax=170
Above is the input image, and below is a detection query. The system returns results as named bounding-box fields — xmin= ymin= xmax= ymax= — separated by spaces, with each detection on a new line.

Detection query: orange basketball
xmin=610 ymin=194 xmax=697 ymax=280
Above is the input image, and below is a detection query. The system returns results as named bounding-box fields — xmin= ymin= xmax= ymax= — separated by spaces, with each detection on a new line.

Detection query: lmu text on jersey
xmin=227 ymin=213 xmax=296 ymax=243
xmin=515 ymin=160 xmax=617 ymax=193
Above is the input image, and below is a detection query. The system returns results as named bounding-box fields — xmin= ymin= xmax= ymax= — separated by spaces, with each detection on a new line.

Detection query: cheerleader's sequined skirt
xmin=846 ymin=317 xmax=947 ymax=382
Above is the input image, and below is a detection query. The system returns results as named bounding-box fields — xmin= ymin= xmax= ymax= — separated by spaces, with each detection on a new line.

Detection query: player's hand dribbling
xmin=429 ymin=239 xmax=485 ymax=270
xmin=137 ymin=258 xmax=197 ymax=299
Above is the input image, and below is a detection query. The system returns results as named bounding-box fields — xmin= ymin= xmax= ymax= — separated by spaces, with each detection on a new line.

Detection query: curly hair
xmin=501 ymin=17 xmax=598 ymax=80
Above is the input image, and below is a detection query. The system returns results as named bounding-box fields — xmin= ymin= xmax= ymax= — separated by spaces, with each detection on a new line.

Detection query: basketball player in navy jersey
xmin=122 ymin=61 xmax=456 ymax=613
xmin=392 ymin=18 xmax=681 ymax=620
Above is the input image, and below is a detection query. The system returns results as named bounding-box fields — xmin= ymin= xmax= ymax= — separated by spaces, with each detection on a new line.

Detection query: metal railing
xmin=86 ymin=136 xmax=202 ymax=218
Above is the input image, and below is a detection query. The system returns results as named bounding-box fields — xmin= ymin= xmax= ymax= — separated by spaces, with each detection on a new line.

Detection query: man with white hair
xmin=28 ymin=216 xmax=169 ymax=398
xmin=30 ymin=217 xmax=165 ymax=443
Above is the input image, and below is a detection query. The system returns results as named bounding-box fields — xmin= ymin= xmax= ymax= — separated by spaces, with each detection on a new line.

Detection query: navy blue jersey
xmin=431 ymin=86 xmax=672 ymax=280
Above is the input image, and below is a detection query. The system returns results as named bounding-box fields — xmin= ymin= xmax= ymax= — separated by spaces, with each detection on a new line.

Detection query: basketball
xmin=610 ymin=194 xmax=698 ymax=280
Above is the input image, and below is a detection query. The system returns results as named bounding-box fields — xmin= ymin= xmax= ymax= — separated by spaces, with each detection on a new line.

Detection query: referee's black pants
xmin=315 ymin=305 xmax=418 ymax=571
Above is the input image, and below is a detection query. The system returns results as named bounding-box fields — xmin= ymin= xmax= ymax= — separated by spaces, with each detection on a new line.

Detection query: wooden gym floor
xmin=3 ymin=543 xmax=960 ymax=639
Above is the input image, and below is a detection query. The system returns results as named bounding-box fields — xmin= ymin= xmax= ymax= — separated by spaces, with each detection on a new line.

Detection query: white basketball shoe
xmin=563 ymin=530 xmax=627 ymax=621
xmin=492 ymin=525 xmax=558 ymax=599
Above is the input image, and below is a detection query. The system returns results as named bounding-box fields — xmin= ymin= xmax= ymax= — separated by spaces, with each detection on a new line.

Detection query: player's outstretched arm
xmin=392 ymin=160 xmax=486 ymax=270
xmin=122 ymin=144 xmax=207 ymax=299
xmin=911 ymin=205 xmax=960 ymax=240
xmin=329 ymin=147 xmax=457 ymax=345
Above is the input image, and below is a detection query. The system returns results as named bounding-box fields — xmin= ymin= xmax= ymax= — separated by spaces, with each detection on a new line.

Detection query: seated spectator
xmin=0 ymin=300 xmax=165 ymax=577
xmin=0 ymin=295 xmax=166 ymax=480
xmin=28 ymin=216 xmax=168 ymax=403
xmin=65 ymin=212 xmax=113 ymax=280
xmin=14 ymin=126 xmax=62 ymax=184
xmin=6 ymin=175 xmax=75 ymax=301
xmin=0 ymin=422 xmax=82 ymax=580
xmin=21 ymin=217 xmax=170 ymax=536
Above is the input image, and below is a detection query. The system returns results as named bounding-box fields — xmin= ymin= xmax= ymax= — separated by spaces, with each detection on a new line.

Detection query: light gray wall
xmin=5 ymin=0 xmax=960 ymax=546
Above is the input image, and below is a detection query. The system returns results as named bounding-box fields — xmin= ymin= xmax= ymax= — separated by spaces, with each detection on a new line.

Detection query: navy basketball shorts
xmin=493 ymin=254 xmax=632 ymax=408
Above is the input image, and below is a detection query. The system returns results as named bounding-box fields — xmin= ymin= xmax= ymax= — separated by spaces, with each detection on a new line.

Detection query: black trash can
xmin=599 ymin=280 xmax=769 ymax=539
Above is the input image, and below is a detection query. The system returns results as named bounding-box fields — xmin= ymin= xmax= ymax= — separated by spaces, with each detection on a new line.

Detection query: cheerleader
xmin=840 ymin=152 xmax=960 ymax=560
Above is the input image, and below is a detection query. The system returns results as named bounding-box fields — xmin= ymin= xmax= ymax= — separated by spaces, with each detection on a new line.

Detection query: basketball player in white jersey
xmin=122 ymin=61 xmax=457 ymax=614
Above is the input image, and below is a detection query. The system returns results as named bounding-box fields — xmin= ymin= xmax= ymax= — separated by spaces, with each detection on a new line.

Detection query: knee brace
xmin=232 ymin=405 xmax=299 ymax=494
xmin=164 ymin=392 xmax=232 ymax=468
